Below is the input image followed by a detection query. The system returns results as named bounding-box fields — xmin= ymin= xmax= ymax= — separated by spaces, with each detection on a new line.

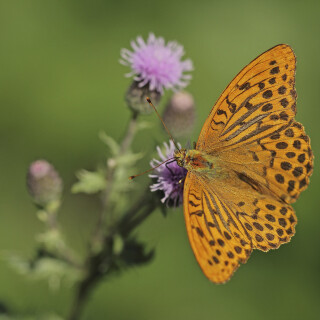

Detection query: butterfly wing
xmin=184 ymin=166 xmax=297 ymax=283
xmin=183 ymin=44 xmax=313 ymax=282
xmin=196 ymin=43 xmax=312 ymax=207
xmin=197 ymin=44 xmax=297 ymax=151
xmin=183 ymin=172 xmax=252 ymax=283
xmin=196 ymin=44 xmax=313 ymax=204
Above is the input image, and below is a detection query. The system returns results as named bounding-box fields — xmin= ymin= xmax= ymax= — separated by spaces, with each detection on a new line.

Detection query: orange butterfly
xmin=173 ymin=44 xmax=313 ymax=283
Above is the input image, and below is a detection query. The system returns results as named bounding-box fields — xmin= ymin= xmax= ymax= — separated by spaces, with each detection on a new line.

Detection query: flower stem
xmin=40 ymin=202 xmax=81 ymax=268
xmin=96 ymin=111 xmax=139 ymax=237
xmin=67 ymin=197 xmax=157 ymax=320
xmin=68 ymin=234 xmax=113 ymax=320
xmin=68 ymin=111 xmax=149 ymax=320
xmin=67 ymin=277 xmax=95 ymax=320
xmin=119 ymin=111 xmax=139 ymax=153
xmin=67 ymin=261 xmax=102 ymax=320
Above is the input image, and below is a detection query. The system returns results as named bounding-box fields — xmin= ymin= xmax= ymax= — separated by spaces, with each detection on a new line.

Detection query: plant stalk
xmin=67 ymin=110 xmax=155 ymax=320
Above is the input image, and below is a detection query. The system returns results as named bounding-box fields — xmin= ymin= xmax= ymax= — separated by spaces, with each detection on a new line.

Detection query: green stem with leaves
xmin=68 ymin=111 xmax=155 ymax=320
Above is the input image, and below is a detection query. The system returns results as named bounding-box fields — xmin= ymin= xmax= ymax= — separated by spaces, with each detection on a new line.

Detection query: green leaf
xmin=116 ymin=152 xmax=144 ymax=166
xmin=99 ymin=131 xmax=120 ymax=156
xmin=36 ymin=229 xmax=66 ymax=252
xmin=72 ymin=170 xmax=106 ymax=194
xmin=5 ymin=253 xmax=82 ymax=291
xmin=112 ymin=234 xmax=124 ymax=255
xmin=118 ymin=238 xmax=154 ymax=267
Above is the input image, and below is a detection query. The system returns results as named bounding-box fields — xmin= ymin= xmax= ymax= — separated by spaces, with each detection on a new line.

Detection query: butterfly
xmin=173 ymin=44 xmax=313 ymax=283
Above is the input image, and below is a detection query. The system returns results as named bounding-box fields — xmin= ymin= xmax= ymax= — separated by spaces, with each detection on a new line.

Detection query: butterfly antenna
xmin=129 ymin=157 xmax=175 ymax=180
xmin=146 ymin=97 xmax=180 ymax=150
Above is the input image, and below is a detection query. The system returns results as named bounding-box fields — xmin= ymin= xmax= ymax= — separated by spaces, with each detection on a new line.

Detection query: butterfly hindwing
xmin=202 ymin=169 xmax=298 ymax=252
xmin=184 ymin=166 xmax=298 ymax=282
xmin=184 ymin=172 xmax=252 ymax=283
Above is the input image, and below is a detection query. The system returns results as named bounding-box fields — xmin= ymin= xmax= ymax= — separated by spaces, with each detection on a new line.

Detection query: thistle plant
xmin=7 ymin=33 xmax=194 ymax=320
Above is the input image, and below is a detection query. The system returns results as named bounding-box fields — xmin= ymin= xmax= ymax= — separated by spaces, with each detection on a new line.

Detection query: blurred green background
xmin=0 ymin=0 xmax=319 ymax=319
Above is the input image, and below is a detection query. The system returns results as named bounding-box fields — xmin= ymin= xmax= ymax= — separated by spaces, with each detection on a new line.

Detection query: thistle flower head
xmin=27 ymin=160 xmax=63 ymax=207
xmin=120 ymin=33 xmax=193 ymax=94
xmin=149 ymin=141 xmax=187 ymax=207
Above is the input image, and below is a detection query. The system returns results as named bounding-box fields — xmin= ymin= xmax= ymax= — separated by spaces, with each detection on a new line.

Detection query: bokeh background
xmin=1 ymin=0 xmax=319 ymax=319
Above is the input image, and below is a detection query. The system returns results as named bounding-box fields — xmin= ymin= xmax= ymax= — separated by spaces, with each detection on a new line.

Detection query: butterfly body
xmin=176 ymin=44 xmax=313 ymax=284
xmin=175 ymin=149 xmax=220 ymax=174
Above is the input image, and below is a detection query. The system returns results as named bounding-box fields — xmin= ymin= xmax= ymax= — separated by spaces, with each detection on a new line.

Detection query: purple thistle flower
xmin=120 ymin=33 xmax=193 ymax=94
xmin=149 ymin=141 xmax=187 ymax=207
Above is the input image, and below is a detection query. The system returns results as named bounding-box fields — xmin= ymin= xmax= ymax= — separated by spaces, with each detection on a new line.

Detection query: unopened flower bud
xmin=162 ymin=91 xmax=195 ymax=138
xmin=125 ymin=81 xmax=161 ymax=115
xmin=27 ymin=160 xmax=63 ymax=207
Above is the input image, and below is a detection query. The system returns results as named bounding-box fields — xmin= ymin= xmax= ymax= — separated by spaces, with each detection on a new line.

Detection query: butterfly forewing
xmin=183 ymin=44 xmax=313 ymax=283
xmin=197 ymin=44 xmax=297 ymax=151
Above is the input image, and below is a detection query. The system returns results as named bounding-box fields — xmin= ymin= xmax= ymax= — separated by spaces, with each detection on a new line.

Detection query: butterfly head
xmin=174 ymin=148 xmax=187 ymax=168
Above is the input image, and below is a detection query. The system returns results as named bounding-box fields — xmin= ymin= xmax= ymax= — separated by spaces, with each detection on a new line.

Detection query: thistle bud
xmin=27 ymin=160 xmax=63 ymax=207
xmin=125 ymin=81 xmax=161 ymax=115
xmin=162 ymin=91 xmax=195 ymax=138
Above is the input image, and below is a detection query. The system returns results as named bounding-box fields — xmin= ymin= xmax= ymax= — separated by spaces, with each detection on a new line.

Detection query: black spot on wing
xmin=189 ymin=200 xmax=199 ymax=207
xmin=190 ymin=192 xmax=201 ymax=201
xmin=217 ymin=109 xmax=228 ymax=118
